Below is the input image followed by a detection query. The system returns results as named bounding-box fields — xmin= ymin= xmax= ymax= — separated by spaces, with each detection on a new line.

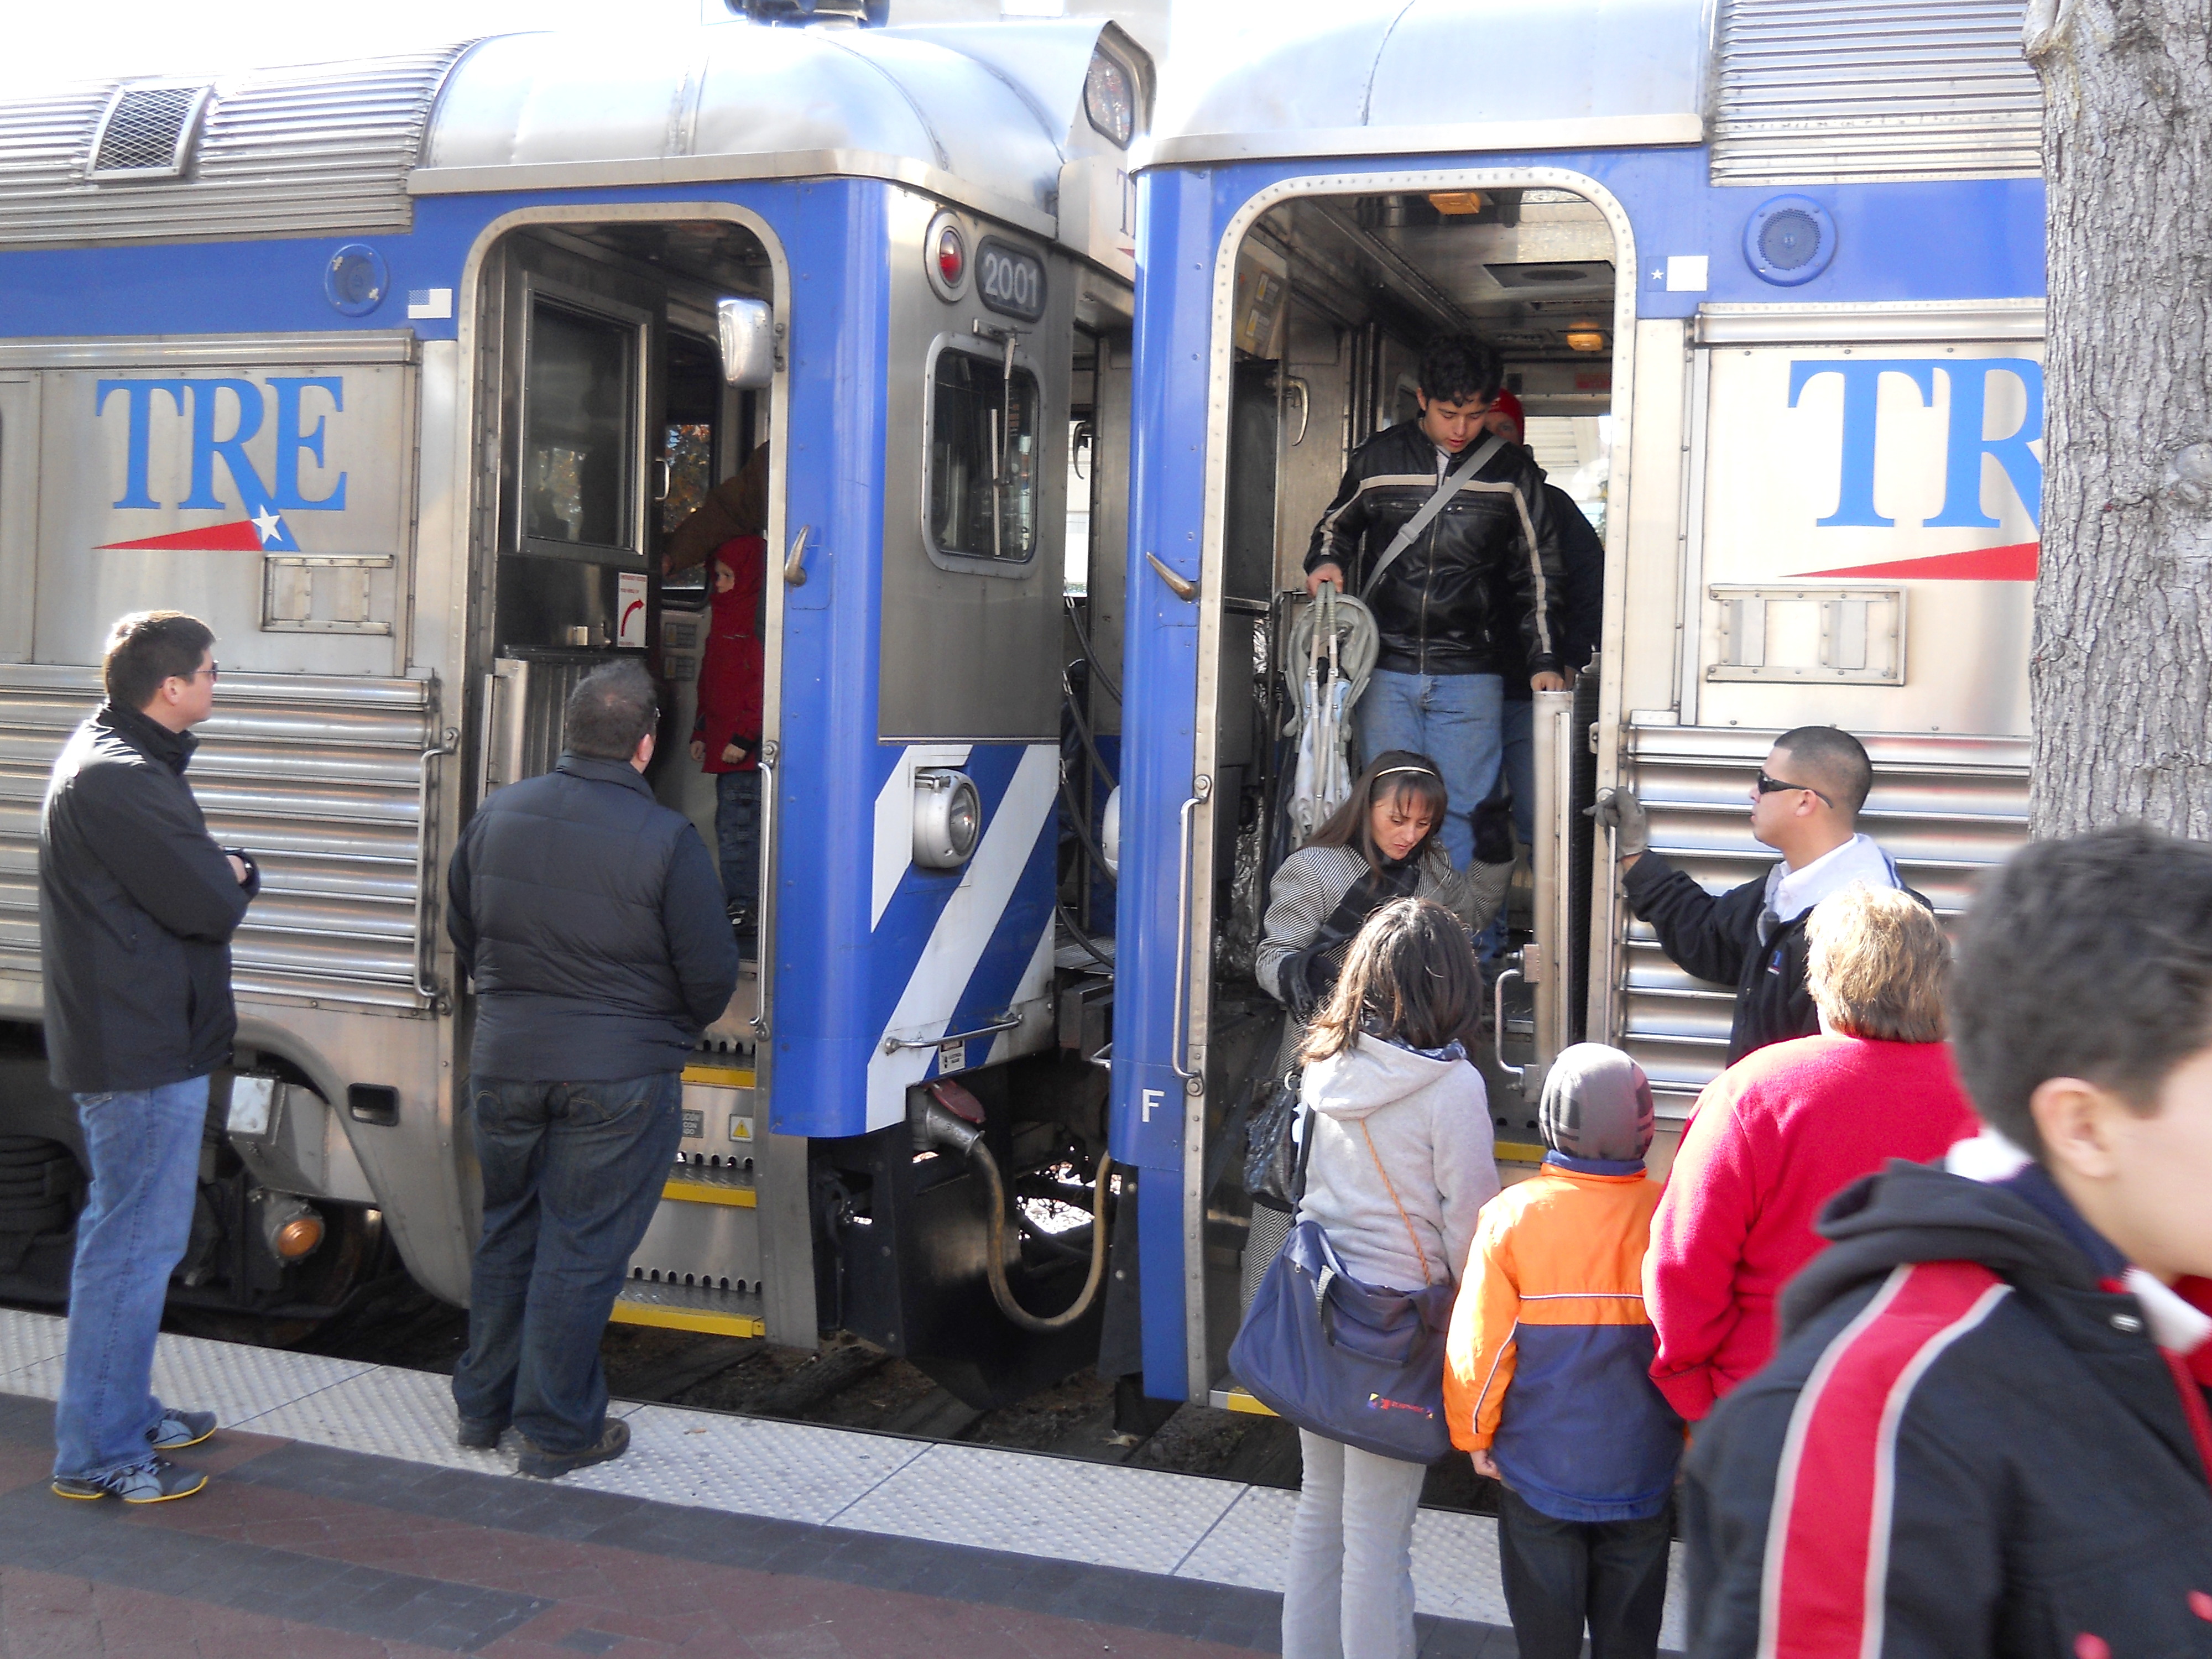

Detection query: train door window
xmin=520 ymin=295 xmax=645 ymax=564
xmin=660 ymin=330 xmax=724 ymax=598
xmin=925 ymin=336 xmax=1040 ymax=569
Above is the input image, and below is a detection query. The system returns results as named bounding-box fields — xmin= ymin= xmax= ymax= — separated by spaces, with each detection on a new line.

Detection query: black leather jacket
xmin=1303 ymin=418 xmax=1566 ymax=678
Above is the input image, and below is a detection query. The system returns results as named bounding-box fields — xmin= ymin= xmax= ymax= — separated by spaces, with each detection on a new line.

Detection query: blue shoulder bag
xmin=1228 ymin=1117 xmax=1457 ymax=1464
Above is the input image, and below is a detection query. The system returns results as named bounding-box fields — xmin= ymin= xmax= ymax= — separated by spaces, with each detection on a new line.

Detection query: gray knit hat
xmin=1538 ymin=1043 xmax=1655 ymax=1162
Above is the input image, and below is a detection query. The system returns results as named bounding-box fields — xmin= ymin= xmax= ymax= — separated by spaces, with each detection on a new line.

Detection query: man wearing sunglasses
xmin=1589 ymin=726 xmax=1913 ymax=1065
xmin=41 ymin=612 xmax=259 ymax=1504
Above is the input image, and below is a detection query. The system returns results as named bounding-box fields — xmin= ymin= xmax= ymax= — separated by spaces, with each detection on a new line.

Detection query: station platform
xmin=0 ymin=1308 xmax=1687 ymax=1656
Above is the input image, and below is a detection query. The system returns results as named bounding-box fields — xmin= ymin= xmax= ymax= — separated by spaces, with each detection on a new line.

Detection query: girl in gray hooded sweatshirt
xmin=1282 ymin=897 xmax=1501 ymax=1659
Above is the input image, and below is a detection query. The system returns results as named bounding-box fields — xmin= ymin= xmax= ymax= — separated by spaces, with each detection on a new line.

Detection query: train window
xmin=520 ymin=299 xmax=640 ymax=562
xmin=925 ymin=337 xmax=1040 ymax=568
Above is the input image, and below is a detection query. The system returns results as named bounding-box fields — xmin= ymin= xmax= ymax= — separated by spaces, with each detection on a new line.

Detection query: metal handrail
xmin=412 ymin=723 xmax=460 ymax=1005
xmin=1492 ymin=962 xmax=1527 ymax=1088
xmin=751 ymin=738 xmax=779 ymax=1040
xmin=882 ymin=1010 xmax=1020 ymax=1055
xmin=1169 ymin=775 xmax=1212 ymax=1083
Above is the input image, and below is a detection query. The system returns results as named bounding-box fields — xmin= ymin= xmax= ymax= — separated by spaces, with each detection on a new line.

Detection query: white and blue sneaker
xmin=148 ymin=1408 xmax=218 ymax=1451
xmin=52 ymin=1457 xmax=208 ymax=1504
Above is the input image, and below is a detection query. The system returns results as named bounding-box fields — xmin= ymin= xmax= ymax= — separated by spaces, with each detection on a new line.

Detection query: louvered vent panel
xmin=1712 ymin=0 xmax=2042 ymax=184
xmin=0 ymin=43 xmax=473 ymax=247
xmin=0 ymin=667 xmax=439 ymax=1011
xmin=1614 ymin=724 xmax=2028 ymax=1115
xmin=90 ymin=85 xmax=203 ymax=175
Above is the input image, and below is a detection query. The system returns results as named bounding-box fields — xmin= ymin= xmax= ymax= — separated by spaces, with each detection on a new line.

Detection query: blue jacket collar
xmin=555 ymin=752 xmax=654 ymax=797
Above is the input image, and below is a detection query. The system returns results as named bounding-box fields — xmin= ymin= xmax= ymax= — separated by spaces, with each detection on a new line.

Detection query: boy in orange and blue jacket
xmin=1444 ymin=1044 xmax=1683 ymax=1659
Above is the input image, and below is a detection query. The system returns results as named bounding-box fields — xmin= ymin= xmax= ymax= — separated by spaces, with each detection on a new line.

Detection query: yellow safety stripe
xmin=662 ymin=1178 xmax=757 ymax=1207
xmin=608 ymin=1300 xmax=764 ymax=1339
xmin=683 ymin=1064 xmax=757 ymax=1089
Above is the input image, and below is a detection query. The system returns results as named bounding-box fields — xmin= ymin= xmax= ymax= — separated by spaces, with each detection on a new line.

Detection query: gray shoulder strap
xmin=1358 ymin=433 xmax=1506 ymax=601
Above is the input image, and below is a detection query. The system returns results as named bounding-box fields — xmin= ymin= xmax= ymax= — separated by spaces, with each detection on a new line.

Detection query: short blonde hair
xmin=1806 ymin=884 xmax=1948 ymax=1043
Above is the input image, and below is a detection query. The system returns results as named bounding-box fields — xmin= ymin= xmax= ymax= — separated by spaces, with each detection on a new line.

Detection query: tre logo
xmin=95 ymin=376 xmax=351 ymax=555
xmin=1790 ymin=357 xmax=2043 ymax=531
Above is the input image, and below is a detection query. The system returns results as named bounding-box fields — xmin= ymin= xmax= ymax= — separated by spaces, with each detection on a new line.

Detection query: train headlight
xmin=914 ymin=769 xmax=982 ymax=869
xmin=1100 ymin=786 xmax=1120 ymax=880
xmin=1084 ymin=48 xmax=1135 ymax=148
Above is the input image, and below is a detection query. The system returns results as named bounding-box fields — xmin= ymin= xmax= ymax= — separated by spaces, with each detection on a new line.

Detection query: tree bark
xmin=2026 ymin=0 xmax=2212 ymax=837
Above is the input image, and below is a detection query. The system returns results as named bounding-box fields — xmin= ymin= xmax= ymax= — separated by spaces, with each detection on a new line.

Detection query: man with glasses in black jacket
xmin=1589 ymin=725 xmax=1914 ymax=1065
xmin=43 ymin=612 xmax=258 ymax=1505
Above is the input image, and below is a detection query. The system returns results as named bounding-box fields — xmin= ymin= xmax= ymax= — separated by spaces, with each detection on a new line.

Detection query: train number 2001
xmin=975 ymin=238 xmax=1047 ymax=324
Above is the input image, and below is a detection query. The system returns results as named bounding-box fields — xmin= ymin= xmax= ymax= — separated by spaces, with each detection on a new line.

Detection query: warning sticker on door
xmin=617 ymin=570 xmax=649 ymax=648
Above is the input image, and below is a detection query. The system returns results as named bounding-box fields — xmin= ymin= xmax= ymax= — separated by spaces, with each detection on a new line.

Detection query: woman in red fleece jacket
xmin=1643 ymin=883 xmax=1978 ymax=1421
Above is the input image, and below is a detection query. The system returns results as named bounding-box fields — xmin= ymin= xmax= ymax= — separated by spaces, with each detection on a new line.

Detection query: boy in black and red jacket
xmin=1684 ymin=824 xmax=2212 ymax=1658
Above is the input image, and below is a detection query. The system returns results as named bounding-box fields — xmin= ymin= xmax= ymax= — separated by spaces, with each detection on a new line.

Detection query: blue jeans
xmin=715 ymin=769 xmax=761 ymax=914
xmin=1354 ymin=669 xmax=1506 ymax=870
xmin=1477 ymin=699 xmax=1537 ymax=966
xmin=54 ymin=1076 xmax=208 ymax=1481
xmin=452 ymin=1072 xmax=683 ymax=1454
xmin=1499 ymin=697 xmax=1536 ymax=846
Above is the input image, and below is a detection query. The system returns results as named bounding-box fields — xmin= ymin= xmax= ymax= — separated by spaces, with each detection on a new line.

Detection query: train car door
xmin=461 ymin=213 xmax=802 ymax=1342
xmin=1175 ymin=178 xmax=1633 ymax=1397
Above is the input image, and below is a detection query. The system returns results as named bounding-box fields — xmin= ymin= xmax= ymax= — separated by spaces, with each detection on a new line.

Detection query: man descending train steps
xmin=43 ymin=612 xmax=260 ymax=1504
xmin=1304 ymin=333 xmax=1568 ymax=872
xmin=445 ymin=661 xmax=740 ymax=1479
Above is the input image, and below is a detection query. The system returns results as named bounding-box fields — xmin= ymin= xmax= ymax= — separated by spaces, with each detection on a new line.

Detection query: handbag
xmin=1245 ymin=1078 xmax=1311 ymax=1213
xmin=1228 ymin=1120 xmax=1456 ymax=1463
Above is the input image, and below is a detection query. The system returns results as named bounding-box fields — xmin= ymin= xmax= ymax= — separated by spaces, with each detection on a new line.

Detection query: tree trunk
xmin=2026 ymin=0 xmax=2212 ymax=837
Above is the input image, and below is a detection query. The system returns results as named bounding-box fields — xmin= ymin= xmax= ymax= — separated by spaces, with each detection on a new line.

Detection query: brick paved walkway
xmin=0 ymin=1394 xmax=1522 ymax=1657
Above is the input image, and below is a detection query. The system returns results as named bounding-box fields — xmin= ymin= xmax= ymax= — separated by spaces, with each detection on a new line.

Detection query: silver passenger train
xmin=0 ymin=0 xmax=2044 ymax=1412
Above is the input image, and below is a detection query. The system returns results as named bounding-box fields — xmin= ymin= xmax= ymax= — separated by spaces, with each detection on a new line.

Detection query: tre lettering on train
xmin=93 ymin=375 xmax=351 ymax=552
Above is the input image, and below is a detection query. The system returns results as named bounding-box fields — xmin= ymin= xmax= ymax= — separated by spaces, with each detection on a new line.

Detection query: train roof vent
xmin=1712 ymin=0 xmax=2042 ymax=185
xmin=87 ymin=84 xmax=210 ymax=179
xmin=0 ymin=41 xmax=474 ymax=249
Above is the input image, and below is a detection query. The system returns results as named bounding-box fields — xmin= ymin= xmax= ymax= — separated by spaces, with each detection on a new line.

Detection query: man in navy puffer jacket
xmin=446 ymin=660 xmax=739 ymax=1478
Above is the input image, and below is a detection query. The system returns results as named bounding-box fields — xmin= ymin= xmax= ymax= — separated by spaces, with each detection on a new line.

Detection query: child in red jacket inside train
xmin=1444 ymin=1044 xmax=1683 ymax=1659
xmin=688 ymin=535 xmax=766 ymax=951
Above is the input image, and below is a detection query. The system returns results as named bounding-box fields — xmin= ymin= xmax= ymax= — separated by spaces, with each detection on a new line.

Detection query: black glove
xmin=1281 ymin=942 xmax=1335 ymax=1022
xmin=1585 ymin=787 xmax=1651 ymax=859
xmin=1470 ymin=797 xmax=1516 ymax=866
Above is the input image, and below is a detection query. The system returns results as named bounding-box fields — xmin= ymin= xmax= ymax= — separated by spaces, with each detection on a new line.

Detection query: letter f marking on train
xmin=1141 ymin=1088 xmax=1164 ymax=1124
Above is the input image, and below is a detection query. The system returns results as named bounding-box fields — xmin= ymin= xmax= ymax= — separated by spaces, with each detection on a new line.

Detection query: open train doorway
xmin=472 ymin=217 xmax=776 ymax=1048
xmin=1193 ymin=182 xmax=1621 ymax=1385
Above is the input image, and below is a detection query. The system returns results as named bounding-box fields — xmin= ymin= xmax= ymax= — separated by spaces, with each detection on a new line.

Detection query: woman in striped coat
xmin=1244 ymin=751 xmax=1512 ymax=1299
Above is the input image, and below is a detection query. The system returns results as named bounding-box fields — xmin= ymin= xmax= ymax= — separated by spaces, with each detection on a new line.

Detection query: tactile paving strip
xmin=241 ymin=1363 xmax=525 ymax=1473
xmin=0 ymin=1308 xmax=67 ymax=1382
xmin=565 ymin=1402 xmax=927 ymax=1524
xmin=8 ymin=1328 xmax=375 ymax=1424
xmin=830 ymin=1440 xmax=1245 ymax=1575
xmin=0 ymin=1307 xmax=1684 ymax=1641
xmin=1173 ymin=1483 xmax=1297 ymax=1590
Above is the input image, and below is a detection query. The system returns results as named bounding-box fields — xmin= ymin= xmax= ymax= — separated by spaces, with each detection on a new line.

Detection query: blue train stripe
xmin=864 ymin=742 xmax=1058 ymax=1129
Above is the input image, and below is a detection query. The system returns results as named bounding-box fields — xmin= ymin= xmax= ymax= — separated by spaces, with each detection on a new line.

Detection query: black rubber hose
xmin=1056 ymin=902 xmax=1115 ymax=971
xmin=1064 ymin=594 xmax=1123 ymax=706
xmin=1062 ymin=669 xmax=1118 ymax=792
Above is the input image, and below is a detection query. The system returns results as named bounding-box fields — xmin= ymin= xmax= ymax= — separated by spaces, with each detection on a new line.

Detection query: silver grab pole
xmin=1528 ymin=687 xmax=1576 ymax=1081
